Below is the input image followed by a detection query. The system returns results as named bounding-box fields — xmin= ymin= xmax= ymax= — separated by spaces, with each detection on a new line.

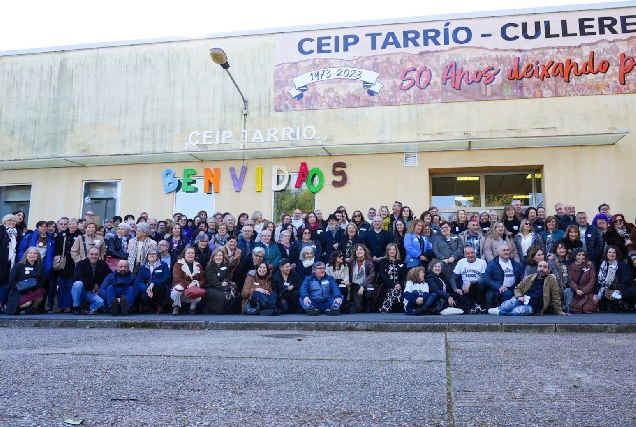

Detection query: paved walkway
xmin=1 ymin=328 xmax=635 ymax=426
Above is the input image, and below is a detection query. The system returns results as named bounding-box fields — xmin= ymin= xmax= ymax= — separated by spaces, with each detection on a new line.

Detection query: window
xmin=0 ymin=185 xmax=31 ymax=222
xmin=173 ymin=177 xmax=215 ymax=220
xmin=273 ymin=173 xmax=316 ymax=220
xmin=82 ymin=181 xmax=121 ymax=223
xmin=431 ymin=171 xmax=542 ymax=212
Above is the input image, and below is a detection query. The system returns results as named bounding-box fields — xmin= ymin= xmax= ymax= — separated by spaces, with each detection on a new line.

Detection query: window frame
xmin=0 ymin=183 xmax=32 ymax=223
xmin=430 ymin=170 xmax=542 ymax=214
xmin=81 ymin=180 xmax=122 ymax=219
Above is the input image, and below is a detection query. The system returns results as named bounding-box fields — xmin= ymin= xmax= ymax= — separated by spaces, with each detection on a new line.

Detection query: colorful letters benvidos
xmin=162 ymin=162 xmax=347 ymax=194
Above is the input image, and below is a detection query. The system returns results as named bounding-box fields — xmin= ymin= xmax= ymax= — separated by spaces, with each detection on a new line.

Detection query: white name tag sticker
xmin=321 ymin=280 xmax=329 ymax=285
xmin=367 ymin=287 xmax=374 ymax=291
xmin=339 ymin=284 xmax=346 ymax=288
xmin=94 ymin=240 xmax=101 ymax=245
xmin=155 ymin=270 xmax=162 ymax=273
xmin=220 ymin=266 xmax=228 ymax=270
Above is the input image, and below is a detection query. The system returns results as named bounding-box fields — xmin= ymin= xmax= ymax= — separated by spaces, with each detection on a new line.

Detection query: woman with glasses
xmin=514 ymin=219 xmax=545 ymax=264
xmin=433 ymin=222 xmax=464 ymax=283
xmin=294 ymin=227 xmax=322 ymax=265
xmin=350 ymin=211 xmax=370 ymax=238
xmin=605 ymin=214 xmax=634 ymax=259
xmin=135 ymin=248 xmax=170 ymax=314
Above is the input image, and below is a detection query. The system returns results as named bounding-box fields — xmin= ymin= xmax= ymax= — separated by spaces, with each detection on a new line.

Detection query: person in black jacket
xmin=363 ymin=216 xmax=392 ymax=265
xmin=321 ymin=214 xmax=344 ymax=263
xmin=193 ymin=234 xmax=213 ymax=268
xmin=5 ymin=247 xmax=46 ymax=315
xmin=0 ymin=214 xmax=18 ymax=314
xmin=271 ymin=258 xmax=303 ymax=313
xmin=378 ymin=244 xmax=407 ymax=313
xmin=50 ymin=218 xmax=83 ymax=313
xmin=426 ymin=259 xmax=474 ymax=313
xmin=71 ymin=247 xmax=111 ymax=315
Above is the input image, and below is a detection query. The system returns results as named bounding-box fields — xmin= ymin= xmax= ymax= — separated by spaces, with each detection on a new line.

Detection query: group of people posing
xmin=1 ymin=199 xmax=635 ymax=317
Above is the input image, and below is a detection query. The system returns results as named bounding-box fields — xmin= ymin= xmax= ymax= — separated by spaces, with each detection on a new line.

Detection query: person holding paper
xmin=488 ymin=261 xmax=568 ymax=316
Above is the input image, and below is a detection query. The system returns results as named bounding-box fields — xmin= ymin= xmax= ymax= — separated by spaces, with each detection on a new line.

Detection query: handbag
xmin=17 ymin=277 xmax=38 ymax=294
xmin=52 ymin=235 xmax=67 ymax=270
xmin=184 ymin=285 xmax=205 ymax=300
xmin=243 ymin=297 xmax=260 ymax=315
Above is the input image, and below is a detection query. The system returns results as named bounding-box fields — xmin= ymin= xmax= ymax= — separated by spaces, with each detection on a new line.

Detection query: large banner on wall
xmin=274 ymin=7 xmax=636 ymax=111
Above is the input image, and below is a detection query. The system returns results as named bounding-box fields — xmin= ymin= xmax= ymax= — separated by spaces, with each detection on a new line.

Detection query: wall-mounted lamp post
xmin=209 ymin=46 xmax=248 ymax=122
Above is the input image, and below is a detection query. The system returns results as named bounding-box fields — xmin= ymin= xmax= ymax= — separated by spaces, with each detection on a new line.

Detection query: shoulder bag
xmin=52 ymin=235 xmax=67 ymax=270
xmin=17 ymin=277 xmax=38 ymax=294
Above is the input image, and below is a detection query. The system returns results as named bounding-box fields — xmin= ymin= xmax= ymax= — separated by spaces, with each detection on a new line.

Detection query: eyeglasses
xmin=353 ymin=214 xmax=361 ymax=217
xmin=337 ymin=255 xmax=344 ymax=257
xmin=616 ymin=219 xmax=624 ymax=223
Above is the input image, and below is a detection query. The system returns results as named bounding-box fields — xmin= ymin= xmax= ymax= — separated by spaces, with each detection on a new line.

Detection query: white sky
xmin=0 ymin=0 xmax=622 ymax=52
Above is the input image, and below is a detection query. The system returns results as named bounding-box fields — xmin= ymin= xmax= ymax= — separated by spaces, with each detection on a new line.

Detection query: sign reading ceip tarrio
xmin=187 ymin=125 xmax=319 ymax=147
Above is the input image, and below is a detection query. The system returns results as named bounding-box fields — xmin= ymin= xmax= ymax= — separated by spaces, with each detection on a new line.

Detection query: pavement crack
xmin=445 ymin=332 xmax=456 ymax=427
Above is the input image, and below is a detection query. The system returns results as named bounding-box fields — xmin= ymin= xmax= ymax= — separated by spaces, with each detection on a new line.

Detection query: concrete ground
xmin=1 ymin=328 xmax=634 ymax=427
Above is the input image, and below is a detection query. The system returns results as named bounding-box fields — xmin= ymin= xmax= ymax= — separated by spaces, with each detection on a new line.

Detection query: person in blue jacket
xmin=483 ymin=244 xmax=524 ymax=309
xmin=299 ymin=261 xmax=343 ymax=315
xmin=17 ymin=221 xmax=54 ymax=280
xmin=135 ymin=248 xmax=171 ymax=314
xmin=100 ymin=259 xmax=137 ymax=315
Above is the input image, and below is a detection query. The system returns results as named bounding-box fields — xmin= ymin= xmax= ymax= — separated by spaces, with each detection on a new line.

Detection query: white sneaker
xmin=488 ymin=308 xmax=500 ymax=315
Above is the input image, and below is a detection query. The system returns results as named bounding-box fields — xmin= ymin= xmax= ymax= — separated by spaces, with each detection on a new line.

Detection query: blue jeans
xmin=71 ymin=281 xmax=104 ymax=311
xmin=106 ymin=286 xmax=136 ymax=309
xmin=497 ymin=297 xmax=534 ymax=316
xmin=486 ymin=287 xmax=514 ymax=309
xmin=0 ymin=281 xmax=10 ymax=305
xmin=299 ymin=296 xmax=340 ymax=313
xmin=405 ymin=291 xmax=438 ymax=314
xmin=252 ymin=290 xmax=278 ymax=310
xmin=55 ymin=276 xmax=74 ymax=309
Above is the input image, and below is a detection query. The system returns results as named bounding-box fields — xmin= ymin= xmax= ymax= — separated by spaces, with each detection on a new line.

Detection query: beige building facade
xmin=0 ymin=3 xmax=635 ymax=227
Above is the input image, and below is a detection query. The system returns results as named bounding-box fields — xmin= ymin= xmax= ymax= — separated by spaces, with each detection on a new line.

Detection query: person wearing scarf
xmin=171 ymin=247 xmax=205 ymax=315
xmin=596 ymin=246 xmax=634 ymax=312
xmin=349 ymin=243 xmax=375 ymax=313
xmin=0 ymin=214 xmax=18 ymax=313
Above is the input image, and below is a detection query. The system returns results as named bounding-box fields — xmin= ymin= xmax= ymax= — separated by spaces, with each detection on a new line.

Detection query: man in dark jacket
xmin=236 ymin=226 xmax=257 ymax=261
xmin=71 ymin=247 xmax=111 ymax=315
xmin=101 ymin=260 xmax=137 ymax=315
xmin=558 ymin=204 xmax=577 ymax=231
xmin=576 ymin=212 xmax=604 ymax=265
xmin=363 ymin=216 xmax=392 ymax=263
xmin=321 ymin=214 xmax=344 ymax=262
xmin=483 ymin=244 xmax=524 ymax=309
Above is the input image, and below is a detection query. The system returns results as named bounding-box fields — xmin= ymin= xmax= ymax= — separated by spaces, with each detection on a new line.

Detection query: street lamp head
xmin=210 ymin=46 xmax=230 ymax=69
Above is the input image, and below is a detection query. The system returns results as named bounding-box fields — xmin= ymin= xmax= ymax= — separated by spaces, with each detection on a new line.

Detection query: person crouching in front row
xmin=299 ymin=261 xmax=343 ymax=316
xmin=403 ymin=266 xmax=438 ymax=316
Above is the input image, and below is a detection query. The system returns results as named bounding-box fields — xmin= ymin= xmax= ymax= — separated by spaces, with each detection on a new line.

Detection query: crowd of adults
xmin=1 ymin=199 xmax=635 ymax=317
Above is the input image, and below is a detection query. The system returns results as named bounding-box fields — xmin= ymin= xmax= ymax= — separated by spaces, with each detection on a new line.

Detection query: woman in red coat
xmin=567 ymin=248 xmax=597 ymax=314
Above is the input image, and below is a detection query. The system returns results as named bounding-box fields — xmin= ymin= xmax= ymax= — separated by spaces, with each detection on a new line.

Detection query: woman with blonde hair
xmin=251 ymin=210 xmax=264 ymax=234
xmin=5 ymin=247 xmax=46 ymax=315
xmin=483 ymin=221 xmax=520 ymax=263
